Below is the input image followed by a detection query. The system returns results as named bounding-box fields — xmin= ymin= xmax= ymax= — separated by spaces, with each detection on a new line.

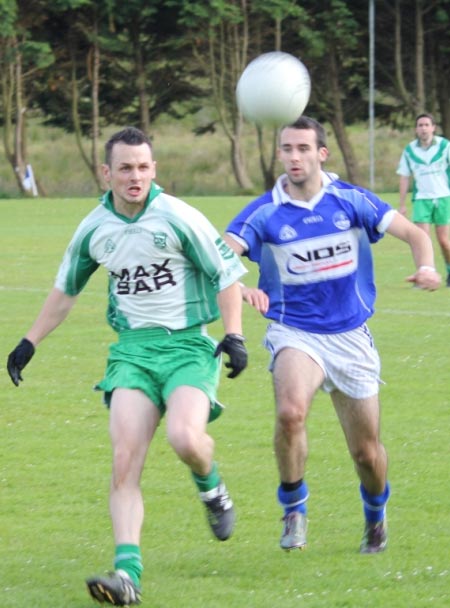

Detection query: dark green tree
xmin=0 ymin=0 xmax=54 ymax=194
xmin=32 ymin=0 xmax=205 ymax=189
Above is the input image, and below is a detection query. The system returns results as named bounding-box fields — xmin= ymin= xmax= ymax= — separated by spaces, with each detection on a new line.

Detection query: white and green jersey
xmin=55 ymin=184 xmax=247 ymax=332
xmin=397 ymin=135 xmax=450 ymax=200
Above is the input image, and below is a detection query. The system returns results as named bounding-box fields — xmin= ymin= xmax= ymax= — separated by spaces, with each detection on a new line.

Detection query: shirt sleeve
xmin=168 ymin=205 xmax=248 ymax=291
xmin=356 ymin=187 xmax=394 ymax=243
xmin=396 ymin=148 xmax=412 ymax=176
xmin=54 ymin=224 xmax=100 ymax=296
xmin=225 ymin=194 xmax=273 ymax=264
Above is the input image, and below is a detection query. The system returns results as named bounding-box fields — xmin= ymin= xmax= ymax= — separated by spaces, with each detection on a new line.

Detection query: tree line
xmin=1 ymin=0 xmax=449 ymax=196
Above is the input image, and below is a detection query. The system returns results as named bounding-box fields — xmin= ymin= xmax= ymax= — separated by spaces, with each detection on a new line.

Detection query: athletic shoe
xmin=86 ymin=569 xmax=141 ymax=606
xmin=446 ymin=273 xmax=450 ymax=288
xmin=280 ymin=511 xmax=307 ymax=550
xmin=200 ymin=481 xmax=235 ymax=540
xmin=360 ymin=518 xmax=388 ymax=554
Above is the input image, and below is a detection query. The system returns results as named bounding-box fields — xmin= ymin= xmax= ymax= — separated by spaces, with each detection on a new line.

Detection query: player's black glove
xmin=7 ymin=338 xmax=35 ymax=387
xmin=214 ymin=333 xmax=248 ymax=379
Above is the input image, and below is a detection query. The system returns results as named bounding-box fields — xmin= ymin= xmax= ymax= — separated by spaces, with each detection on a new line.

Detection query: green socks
xmin=192 ymin=461 xmax=221 ymax=492
xmin=114 ymin=544 xmax=143 ymax=587
xmin=113 ymin=466 xmax=222 ymax=587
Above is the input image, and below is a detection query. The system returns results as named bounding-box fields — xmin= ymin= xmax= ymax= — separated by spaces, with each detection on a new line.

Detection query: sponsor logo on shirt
xmin=110 ymin=259 xmax=177 ymax=294
xmin=303 ymin=215 xmax=324 ymax=224
xmin=215 ymin=237 xmax=235 ymax=259
xmin=269 ymin=231 xmax=358 ymax=284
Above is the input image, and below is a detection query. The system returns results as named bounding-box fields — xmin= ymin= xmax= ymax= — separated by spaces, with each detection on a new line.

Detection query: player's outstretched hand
xmin=406 ymin=266 xmax=442 ymax=291
xmin=241 ymin=286 xmax=269 ymax=314
xmin=214 ymin=334 xmax=248 ymax=379
xmin=7 ymin=338 xmax=35 ymax=387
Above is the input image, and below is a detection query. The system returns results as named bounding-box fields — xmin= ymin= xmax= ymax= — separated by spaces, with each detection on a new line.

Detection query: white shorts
xmin=264 ymin=322 xmax=382 ymax=399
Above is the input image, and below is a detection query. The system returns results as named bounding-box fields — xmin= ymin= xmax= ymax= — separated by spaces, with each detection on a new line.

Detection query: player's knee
xmin=438 ymin=237 xmax=450 ymax=252
xmin=351 ymin=443 xmax=380 ymax=470
xmin=111 ymin=447 xmax=141 ymax=488
xmin=277 ymin=402 xmax=307 ymax=434
xmin=167 ymin=426 xmax=203 ymax=463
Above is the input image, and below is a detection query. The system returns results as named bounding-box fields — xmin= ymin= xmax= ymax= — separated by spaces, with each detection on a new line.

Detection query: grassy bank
xmin=0 ymin=115 xmax=413 ymax=199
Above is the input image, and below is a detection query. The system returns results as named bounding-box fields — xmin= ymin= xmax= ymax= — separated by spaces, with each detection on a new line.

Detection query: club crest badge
xmin=279 ymin=225 xmax=297 ymax=240
xmin=333 ymin=211 xmax=351 ymax=230
xmin=104 ymin=238 xmax=116 ymax=253
xmin=153 ymin=232 xmax=168 ymax=249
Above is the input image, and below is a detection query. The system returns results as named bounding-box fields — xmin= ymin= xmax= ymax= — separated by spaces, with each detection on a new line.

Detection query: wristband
xmin=225 ymin=333 xmax=246 ymax=342
xmin=418 ymin=265 xmax=436 ymax=272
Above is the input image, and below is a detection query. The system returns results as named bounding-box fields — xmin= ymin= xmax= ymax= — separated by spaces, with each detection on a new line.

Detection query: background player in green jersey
xmin=7 ymin=127 xmax=248 ymax=606
xmin=397 ymin=113 xmax=450 ymax=286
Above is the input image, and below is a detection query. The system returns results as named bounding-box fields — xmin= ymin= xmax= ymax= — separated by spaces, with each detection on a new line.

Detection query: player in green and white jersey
xmin=397 ymin=112 xmax=450 ymax=286
xmin=7 ymin=127 xmax=248 ymax=606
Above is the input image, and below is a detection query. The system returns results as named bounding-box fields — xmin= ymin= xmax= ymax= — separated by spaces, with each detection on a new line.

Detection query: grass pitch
xmin=0 ymin=195 xmax=449 ymax=607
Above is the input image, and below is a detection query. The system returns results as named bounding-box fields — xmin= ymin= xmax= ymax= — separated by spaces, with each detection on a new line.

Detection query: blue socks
xmin=277 ymin=480 xmax=309 ymax=515
xmin=277 ymin=479 xmax=390 ymax=523
xmin=360 ymin=482 xmax=390 ymax=523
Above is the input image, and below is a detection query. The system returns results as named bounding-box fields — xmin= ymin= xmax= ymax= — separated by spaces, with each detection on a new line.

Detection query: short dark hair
xmin=280 ymin=116 xmax=328 ymax=149
xmin=415 ymin=112 xmax=435 ymax=126
xmin=105 ymin=127 xmax=153 ymax=165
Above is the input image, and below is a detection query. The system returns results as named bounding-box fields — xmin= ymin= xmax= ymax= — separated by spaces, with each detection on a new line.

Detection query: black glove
xmin=214 ymin=333 xmax=248 ymax=379
xmin=7 ymin=338 xmax=35 ymax=387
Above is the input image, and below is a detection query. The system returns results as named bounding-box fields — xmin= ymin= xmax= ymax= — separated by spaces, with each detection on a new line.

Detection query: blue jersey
xmin=226 ymin=173 xmax=396 ymax=334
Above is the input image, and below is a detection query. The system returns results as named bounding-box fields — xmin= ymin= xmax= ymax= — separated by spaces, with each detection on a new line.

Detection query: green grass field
xmin=1 ymin=195 xmax=449 ymax=607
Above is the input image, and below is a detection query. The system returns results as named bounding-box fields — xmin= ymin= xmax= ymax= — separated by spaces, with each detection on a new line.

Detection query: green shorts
xmin=95 ymin=326 xmax=223 ymax=422
xmin=412 ymin=196 xmax=450 ymax=225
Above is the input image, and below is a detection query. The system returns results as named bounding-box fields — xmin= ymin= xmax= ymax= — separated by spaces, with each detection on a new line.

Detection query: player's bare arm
xmin=398 ymin=175 xmax=410 ymax=216
xmin=214 ymin=282 xmax=248 ymax=379
xmin=223 ymin=234 xmax=269 ymax=314
xmin=26 ymin=288 xmax=78 ymax=346
xmin=216 ymin=282 xmax=244 ymax=336
xmin=386 ymin=213 xmax=441 ymax=290
xmin=7 ymin=288 xmax=78 ymax=386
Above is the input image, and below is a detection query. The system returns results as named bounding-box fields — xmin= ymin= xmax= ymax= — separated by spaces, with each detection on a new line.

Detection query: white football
xmin=236 ymin=52 xmax=311 ymax=127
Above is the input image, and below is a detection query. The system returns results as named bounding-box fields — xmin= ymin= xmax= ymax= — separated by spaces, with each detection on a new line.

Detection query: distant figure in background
xmin=397 ymin=112 xmax=450 ymax=287
xmin=6 ymin=127 xmax=248 ymax=606
xmin=224 ymin=116 xmax=441 ymax=556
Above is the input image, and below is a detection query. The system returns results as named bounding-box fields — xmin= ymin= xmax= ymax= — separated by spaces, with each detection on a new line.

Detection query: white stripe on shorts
xmin=264 ymin=322 xmax=382 ymax=399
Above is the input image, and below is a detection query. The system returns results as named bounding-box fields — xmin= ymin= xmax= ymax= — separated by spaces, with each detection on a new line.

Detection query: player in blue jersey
xmin=7 ymin=127 xmax=248 ymax=606
xmin=224 ymin=116 xmax=441 ymax=554
xmin=397 ymin=112 xmax=450 ymax=287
